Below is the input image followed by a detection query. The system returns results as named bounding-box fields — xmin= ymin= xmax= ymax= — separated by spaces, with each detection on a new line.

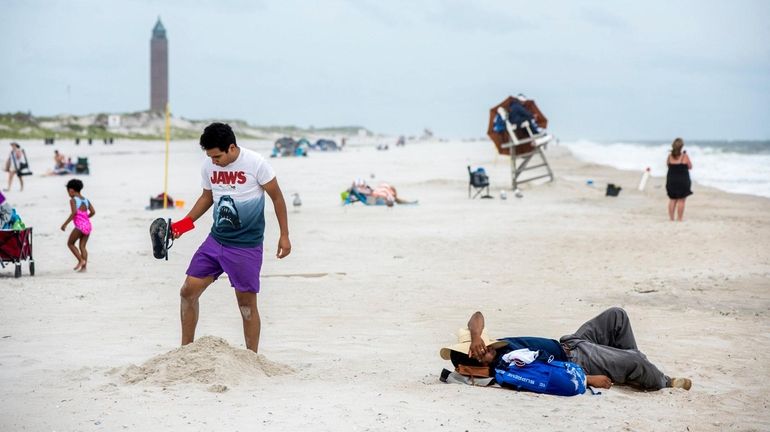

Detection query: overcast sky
xmin=1 ymin=0 xmax=768 ymax=140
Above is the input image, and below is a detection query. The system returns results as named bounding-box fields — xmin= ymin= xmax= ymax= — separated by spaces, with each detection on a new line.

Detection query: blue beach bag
xmin=495 ymin=359 xmax=586 ymax=396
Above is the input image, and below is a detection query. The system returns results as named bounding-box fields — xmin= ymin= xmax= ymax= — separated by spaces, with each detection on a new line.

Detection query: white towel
xmin=501 ymin=348 xmax=539 ymax=366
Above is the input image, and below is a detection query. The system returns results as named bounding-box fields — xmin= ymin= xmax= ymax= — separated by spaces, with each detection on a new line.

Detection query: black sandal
xmin=150 ymin=218 xmax=174 ymax=260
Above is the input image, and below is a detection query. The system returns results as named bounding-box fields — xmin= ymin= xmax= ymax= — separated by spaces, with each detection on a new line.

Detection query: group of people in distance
xmin=4 ymin=144 xmax=76 ymax=192
xmin=3 ymin=142 xmax=93 ymax=271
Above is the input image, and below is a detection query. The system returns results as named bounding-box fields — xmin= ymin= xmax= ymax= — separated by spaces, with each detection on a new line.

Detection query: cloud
xmin=0 ymin=0 xmax=768 ymax=138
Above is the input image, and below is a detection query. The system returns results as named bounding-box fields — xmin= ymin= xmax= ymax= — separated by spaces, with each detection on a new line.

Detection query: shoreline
xmin=555 ymin=143 xmax=770 ymax=203
xmin=560 ymin=139 xmax=770 ymax=200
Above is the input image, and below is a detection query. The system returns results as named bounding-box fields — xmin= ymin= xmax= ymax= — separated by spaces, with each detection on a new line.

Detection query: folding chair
xmin=467 ymin=166 xmax=492 ymax=199
xmin=496 ymin=107 xmax=554 ymax=189
xmin=75 ymin=157 xmax=90 ymax=174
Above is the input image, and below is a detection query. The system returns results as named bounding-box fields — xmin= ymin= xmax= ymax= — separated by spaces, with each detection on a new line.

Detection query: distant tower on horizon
xmin=150 ymin=17 xmax=168 ymax=112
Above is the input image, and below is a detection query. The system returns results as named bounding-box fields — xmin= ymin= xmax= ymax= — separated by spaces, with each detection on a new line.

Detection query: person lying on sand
xmin=441 ymin=307 xmax=692 ymax=391
xmin=43 ymin=150 xmax=73 ymax=176
xmin=349 ymin=179 xmax=416 ymax=206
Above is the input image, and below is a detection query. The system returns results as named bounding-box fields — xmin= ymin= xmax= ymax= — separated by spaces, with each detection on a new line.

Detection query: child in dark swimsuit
xmin=60 ymin=179 xmax=96 ymax=272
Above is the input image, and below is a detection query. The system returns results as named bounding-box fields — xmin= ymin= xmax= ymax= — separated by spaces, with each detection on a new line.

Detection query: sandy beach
xmin=1 ymin=138 xmax=768 ymax=431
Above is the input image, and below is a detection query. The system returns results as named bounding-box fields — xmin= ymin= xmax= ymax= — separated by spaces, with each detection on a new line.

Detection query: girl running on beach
xmin=60 ymin=179 xmax=95 ymax=271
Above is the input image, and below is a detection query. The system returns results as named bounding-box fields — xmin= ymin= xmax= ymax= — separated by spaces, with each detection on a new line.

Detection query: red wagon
xmin=0 ymin=228 xmax=35 ymax=278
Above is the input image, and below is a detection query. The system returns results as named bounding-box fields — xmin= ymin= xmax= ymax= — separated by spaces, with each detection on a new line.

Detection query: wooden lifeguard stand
xmin=487 ymin=96 xmax=554 ymax=190
xmin=496 ymin=107 xmax=554 ymax=189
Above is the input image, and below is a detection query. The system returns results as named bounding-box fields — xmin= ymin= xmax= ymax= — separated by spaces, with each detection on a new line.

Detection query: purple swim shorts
xmin=186 ymin=235 xmax=264 ymax=293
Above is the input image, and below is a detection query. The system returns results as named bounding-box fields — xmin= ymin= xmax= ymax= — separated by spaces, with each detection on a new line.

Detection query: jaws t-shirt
xmin=201 ymin=147 xmax=275 ymax=247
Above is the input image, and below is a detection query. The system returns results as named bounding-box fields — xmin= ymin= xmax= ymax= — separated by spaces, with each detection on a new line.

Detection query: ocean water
xmin=561 ymin=140 xmax=770 ymax=199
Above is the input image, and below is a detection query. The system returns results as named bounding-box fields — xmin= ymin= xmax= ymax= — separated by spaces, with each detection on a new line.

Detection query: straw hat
xmin=439 ymin=328 xmax=508 ymax=360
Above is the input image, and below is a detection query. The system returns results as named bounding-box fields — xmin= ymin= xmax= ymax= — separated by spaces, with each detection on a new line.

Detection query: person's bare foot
xmin=78 ymin=262 xmax=87 ymax=272
xmin=586 ymin=375 xmax=612 ymax=389
xmin=73 ymin=263 xmax=82 ymax=271
xmin=669 ymin=377 xmax=692 ymax=390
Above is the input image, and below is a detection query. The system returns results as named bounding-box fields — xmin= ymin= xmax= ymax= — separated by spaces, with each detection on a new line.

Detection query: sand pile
xmin=120 ymin=336 xmax=294 ymax=390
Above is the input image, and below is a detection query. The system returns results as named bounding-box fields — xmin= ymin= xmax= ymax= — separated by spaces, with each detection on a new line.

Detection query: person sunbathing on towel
xmin=441 ymin=307 xmax=692 ymax=391
xmin=350 ymin=179 xmax=415 ymax=206
xmin=43 ymin=150 xmax=73 ymax=176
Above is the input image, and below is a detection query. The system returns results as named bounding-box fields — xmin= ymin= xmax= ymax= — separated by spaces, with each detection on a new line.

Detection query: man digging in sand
xmin=442 ymin=307 xmax=692 ymax=391
xmin=171 ymin=122 xmax=291 ymax=353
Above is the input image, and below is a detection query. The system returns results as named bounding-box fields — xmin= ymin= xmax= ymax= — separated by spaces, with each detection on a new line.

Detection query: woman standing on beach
xmin=666 ymin=138 xmax=693 ymax=221
xmin=4 ymin=142 xmax=25 ymax=192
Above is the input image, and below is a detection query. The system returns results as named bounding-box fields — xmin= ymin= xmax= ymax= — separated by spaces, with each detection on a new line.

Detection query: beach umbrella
xmin=487 ymin=96 xmax=548 ymax=155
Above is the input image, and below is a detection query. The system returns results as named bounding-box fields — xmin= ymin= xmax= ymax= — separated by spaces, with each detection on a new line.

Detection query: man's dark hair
xmin=200 ymin=122 xmax=236 ymax=152
xmin=66 ymin=179 xmax=84 ymax=192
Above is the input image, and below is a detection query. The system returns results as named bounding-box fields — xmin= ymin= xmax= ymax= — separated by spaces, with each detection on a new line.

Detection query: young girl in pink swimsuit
xmin=60 ymin=179 xmax=95 ymax=272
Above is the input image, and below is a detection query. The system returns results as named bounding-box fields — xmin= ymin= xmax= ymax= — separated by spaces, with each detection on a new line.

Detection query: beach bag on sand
xmin=605 ymin=183 xmax=622 ymax=197
xmin=16 ymin=161 xmax=32 ymax=176
xmin=0 ymin=203 xmax=11 ymax=227
xmin=10 ymin=150 xmax=32 ymax=176
xmin=495 ymin=358 xmax=586 ymax=396
xmin=471 ymin=168 xmax=489 ymax=187
xmin=2 ymin=208 xmax=24 ymax=230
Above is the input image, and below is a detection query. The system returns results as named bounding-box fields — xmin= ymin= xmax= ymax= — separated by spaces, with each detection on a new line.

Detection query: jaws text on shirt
xmin=210 ymin=171 xmax=247 ymax=185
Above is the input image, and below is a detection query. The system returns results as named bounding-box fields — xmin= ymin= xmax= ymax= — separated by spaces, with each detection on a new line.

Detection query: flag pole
xmin=163 ymin=102 xmax=171 ymax=209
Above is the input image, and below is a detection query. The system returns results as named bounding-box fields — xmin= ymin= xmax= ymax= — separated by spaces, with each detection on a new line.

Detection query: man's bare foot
xmin=586 ymin=375 xmax=612 ymax=389
xmin=78 ymin=262 xmax=87 ymax=272
xmin=669 ymin=377 xmax=692 ymax=390
xmin=73 ymin=263 xmax=82 ymax=271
